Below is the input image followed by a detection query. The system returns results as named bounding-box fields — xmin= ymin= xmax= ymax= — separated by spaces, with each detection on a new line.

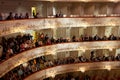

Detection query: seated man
xmin=0 ymin=13 xmax=3 ymax=20
xmin=108 ymin=34 xmax=117 ymax=40
xmin=93 ymin=34 xmax=101 ymax=40
xmin=6 ymin=12 xmax=14 ymax=20
xmin=116 ymin=54 xmax=120 ymax=61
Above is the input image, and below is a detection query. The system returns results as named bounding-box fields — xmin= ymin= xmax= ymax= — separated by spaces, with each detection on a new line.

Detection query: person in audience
xmin=89 ymin=35 xmax=93 ymax=41
xmin=46 ymin=39 xmax=51 ymax=45
xmin=0 ymin=13 xmax=3 ymax=20
xmin=31 ymin=63 xmax=37 ymax=72
xmin=55 ymin=12 xmax=60 ymax=18
xmin=93 ymin=34 xmax=101 ymax=40
xmin=79 ymin=56 xmax=87 ymax=62
xmin=19 ymin=13 xmax=24 ymax=19
xmin=108 ymin=34 xmax=117 ymax=40
xmin=35 ymin=40 xmax=39 ymax=47
xmin=59 ymin=11 xmax=63 ymax=17
xmin=24 ymin=12 xmax=29 ymax=19
xmin=55 ymin=11 xmax=63 ymax=18
xmin=72 ymin=35 xmax=76 ymax=42
xmin=6 ymin=12 xmax=14 ymax=20
xmin=34 ymin=12 xmax=40 ymax=18
xmin=32 ymin=10 xmax=36 ymax=18
xmin=71 ymin=77 xmax=75 ymax=80
xmin=74 ymin=57 xmax=80 ymax=63
xmin=50 ymin=37 xmax=56 ymax=44
xmin=84 ymin=75 xmax=90 ymax=80
xmin=17 ymin=66 xmax=24 ymax=79
xmin=90 ymin=51 xmax=95 ymax=61
xmin=84 ymin=34 xmax=90 ymax=41
xmin=44 ymin=34 xmax=49 ymax=42
xmin=102 ymin=35 xmax=108 ymax=40
xmin=14 ymin=13 xmax=19 ymax=19
xmin=6 ymin=47 xmax=14 ymax=58
xmin=116 ymin=54 xmax=120 ymax=61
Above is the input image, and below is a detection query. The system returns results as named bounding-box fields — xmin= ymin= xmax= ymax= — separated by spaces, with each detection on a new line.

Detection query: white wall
xmin=0 ymin=1 xmax=120 ymax=19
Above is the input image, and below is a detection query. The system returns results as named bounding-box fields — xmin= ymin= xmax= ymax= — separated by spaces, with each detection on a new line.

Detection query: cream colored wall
xmin=36 ymin=26 xmax=120 ymax=39
xmin=0 ymin=1 xmax=120 ymax=18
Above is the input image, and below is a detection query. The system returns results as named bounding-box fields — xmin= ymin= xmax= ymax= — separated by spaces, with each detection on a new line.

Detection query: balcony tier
xmin=0 ymin=41 xmax=120 ymax=77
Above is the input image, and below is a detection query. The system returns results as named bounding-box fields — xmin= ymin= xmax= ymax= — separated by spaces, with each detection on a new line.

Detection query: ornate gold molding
xmin=0 ymin=17 xmax=120 ymax=35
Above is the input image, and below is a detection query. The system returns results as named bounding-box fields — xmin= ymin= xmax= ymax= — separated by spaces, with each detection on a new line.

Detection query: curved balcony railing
xmin=24 ymin=61 xmax=120 ymax=80
xmin=0 ymin=41 xmax=120 ymax=77
xmin=0 ymin=17 xmax=120 ymax=35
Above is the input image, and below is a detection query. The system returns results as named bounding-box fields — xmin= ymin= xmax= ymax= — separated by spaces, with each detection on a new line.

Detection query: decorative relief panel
xmin=0 ymin=41 xmax=120 ymax=77
xmin=0 ymin=17 xmax=120 ymax=35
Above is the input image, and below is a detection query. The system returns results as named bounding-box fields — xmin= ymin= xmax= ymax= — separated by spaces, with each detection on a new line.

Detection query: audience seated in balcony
xmin=24 ymin=12 xmax=29 ymax=19
xmin=6 ymin=12 xmax=14 ymax=20
xmin=55 ymin=11 xmax=63 ymax=18
xmin=93 ymin=34 xmax=101 ymax=41
xmin=19 ymin=13 xmax=24 ymax=19
xmin=116 ymin=54 xmax=120 ymax=61
xmin=0 ymin=13 xmax=3 ymax=21
xmin=14 ymin=13 xmax=19 ymax=19
xmin=108 ymin=34 xmax=117 ymax=40
xmin=2 ymin=52 xmax=120 ymax=80
xmin=0 ymin=33 xmax=120 ymax=62
xmin=33 ymin=12 xmax=40 ymax=18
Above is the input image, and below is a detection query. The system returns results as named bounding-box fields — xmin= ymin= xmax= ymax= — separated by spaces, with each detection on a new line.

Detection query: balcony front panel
xmin=0 ymin=41 xmax=120 ymax=77
xmin=0 ymin=17 xmax=120 ymax=35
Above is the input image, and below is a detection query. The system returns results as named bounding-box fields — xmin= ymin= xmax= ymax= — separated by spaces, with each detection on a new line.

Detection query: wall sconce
xmin=79 ymin=67 xmax=85 ymax=73
xmin=105 ymin=65 xmax=111 ymax=71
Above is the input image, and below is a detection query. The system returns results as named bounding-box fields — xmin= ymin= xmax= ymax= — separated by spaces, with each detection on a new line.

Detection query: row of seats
xmin=1 ymin=51 xmax=120 ymax=80
xmin=0 ymin=33 xmax=119 ymax=62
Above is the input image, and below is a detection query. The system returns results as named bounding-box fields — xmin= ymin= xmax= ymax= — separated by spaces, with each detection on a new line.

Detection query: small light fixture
xmin=105 ymin=65 xmax=111 ymax=71
xmin=79 ymin=67 xmax=85 ymax=73
xmin=109 ymin=48 xmax=113 ymax=51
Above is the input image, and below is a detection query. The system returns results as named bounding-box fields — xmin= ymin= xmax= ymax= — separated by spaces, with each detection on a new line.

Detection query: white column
xmin=52 ymin=28 xmax=57 ymax=39
xmin=66 ymin=27 xmax=71 ymax=39
xmin=107 ymin=4 xmax=113 ymax=16
xmin=79 ymin=28 xmax=84 ymax=36
xmin=52 ymin=3 xmax=56 ymax=16
xmin=94 ymin=4 xmax=99 ymax=16
xmin=92 ymin=27 xmax=98 ymax=36
xmin=105 ymin=27 xmax=112 ymax=37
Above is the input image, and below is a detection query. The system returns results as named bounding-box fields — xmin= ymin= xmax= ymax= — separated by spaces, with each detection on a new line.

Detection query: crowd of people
xmin=0 ymin=11 xmax=65 ymax=21
xmin=0 ymin=12 xmax=40 ymax=21
xmin=0 ymin=33 xmax=120 ymax=62
xmin=0 ymin=11 xmax=64 ymax=21
xmin=1 ymin=50 xmax=120 ymax=80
